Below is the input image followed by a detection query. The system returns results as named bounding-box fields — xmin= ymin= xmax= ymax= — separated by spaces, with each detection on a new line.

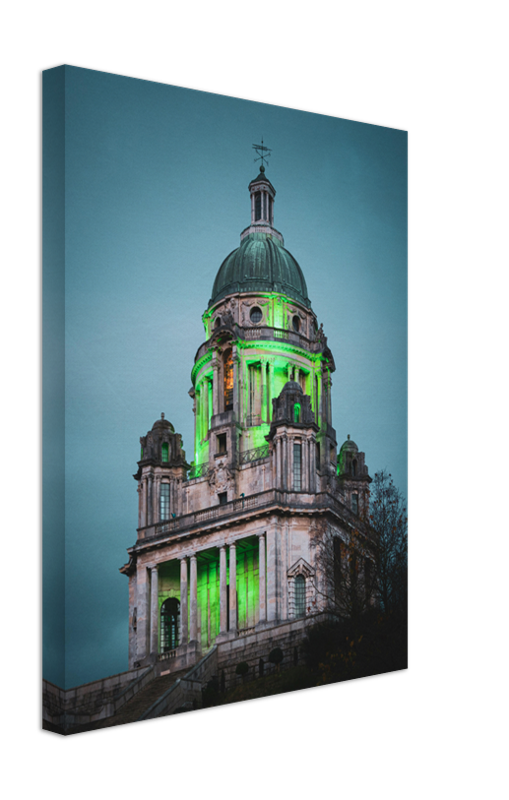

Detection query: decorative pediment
xmin=287 ymin=558 xmax=314 ymax=579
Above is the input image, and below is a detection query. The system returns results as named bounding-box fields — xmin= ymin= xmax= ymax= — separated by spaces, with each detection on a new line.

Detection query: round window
xmin=292 ymin=315 xmax=301 ymax=332
xmin=250 ymin=307 xmax=262 ymax=324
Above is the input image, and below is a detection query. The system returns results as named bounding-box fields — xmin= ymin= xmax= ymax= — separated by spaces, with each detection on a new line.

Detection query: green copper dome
xmin=209 ymin=232 xmax=310 ymax=309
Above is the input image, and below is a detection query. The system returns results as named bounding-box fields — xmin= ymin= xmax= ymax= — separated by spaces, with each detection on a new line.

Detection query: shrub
xmin=268 ymin=647 xmax=284 ymax=672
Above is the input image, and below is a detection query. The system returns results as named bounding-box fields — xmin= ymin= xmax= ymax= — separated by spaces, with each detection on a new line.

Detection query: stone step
xmin=69 ymin=669 xmax=190 ymax=733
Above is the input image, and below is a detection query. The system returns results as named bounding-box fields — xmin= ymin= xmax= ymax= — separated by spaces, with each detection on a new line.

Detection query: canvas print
xmin=43 ymin=66 xmax=407 ymax=734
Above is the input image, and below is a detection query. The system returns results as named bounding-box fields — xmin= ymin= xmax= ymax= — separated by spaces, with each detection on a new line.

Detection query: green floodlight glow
xmin=153 ymin=545 xmax=262 ymax=651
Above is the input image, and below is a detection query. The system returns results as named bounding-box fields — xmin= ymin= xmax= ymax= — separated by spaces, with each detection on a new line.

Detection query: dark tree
xmin=369 ymin=469 xmax=407 ymax=614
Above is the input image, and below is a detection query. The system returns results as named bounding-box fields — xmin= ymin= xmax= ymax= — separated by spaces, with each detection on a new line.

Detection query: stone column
xmin=189 ymin=554 xmax=198 ymax=642
xmin=137 ymin=483 xmax=143 ymax=528
xmin=289 ymin=437 xmax=294 ymax=491
xmin=282 ymin=435 xmax=288 ymax=490
xmin=229 ymin=544 xmax=237 ymax=632
xmin=204 ymin=380 xmax=209 ymax=437
xmin=302 ymin=438 xmax=308 ymax=492
xmin=258 ymin=534 xmax=267 ymax=624
xmin=147 ymin=474 xmax=153 ymax=526
xmin=154 ymin=477 xmax=161 ymax=524
xmin=180 ymin=557 xmax=188 ymax=645
xmin=219 ymin=545 xmax=227 ymax=633
xmin=266 ymin=528 xmax=277 ymax=622
xmin=150 ymin=565 xmax=159 ymax=656
xmin=287 ymin=363 xmax=292 ymax=382
xmin=275 ymin=437 xmax=281 ymax=488
xmin=251 ymin=191 xmax=255 ymax=223
xmin=136 ymin=565 xmax=150 ymax=661
xmin=268 ymin=359 xmax=275 ymax=421
xmin=260 ymin=358 xmax=266 ymax=421
xmin=212 ymin=359 xmax=220 ymax=416
xmin=141 ymin=476 xmax=148 ymax=528
xmin=309 ymin=439 xmax=316 ymax=493
xmin=190 ymin=388 xmax=197 ymax=454
xmin=328 ymin=375 xmax=333 ymax=423
xmin=233 ymin=348 xmax=240 ymax=420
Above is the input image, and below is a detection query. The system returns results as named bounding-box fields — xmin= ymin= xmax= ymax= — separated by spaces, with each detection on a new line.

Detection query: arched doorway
xmin=160 ymin=597 xmax=180 ymax=652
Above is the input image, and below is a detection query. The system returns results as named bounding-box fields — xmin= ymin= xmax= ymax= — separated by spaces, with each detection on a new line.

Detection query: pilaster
xmin=219 ymin=545 xmax=227 ymax=634
xmin=258 ymin=534 xmax=267 ymax=624
xmin=229 ymin=543 xmax=237 ymax=632
xmin=189 ymin=554 xmax=198 ymax=642
xmin=150 ymin=565 xmax=159 ymax=656
xmin=179 ymin=557 xmax=188 ymax=644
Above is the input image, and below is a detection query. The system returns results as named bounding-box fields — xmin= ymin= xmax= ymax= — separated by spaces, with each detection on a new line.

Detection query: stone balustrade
xmin=137 ymin=489 xmax=359 ymax=543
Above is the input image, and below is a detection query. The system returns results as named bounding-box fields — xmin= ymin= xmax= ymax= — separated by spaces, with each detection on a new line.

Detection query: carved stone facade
xmin=120 ymin=167 xmax=373 ymax=672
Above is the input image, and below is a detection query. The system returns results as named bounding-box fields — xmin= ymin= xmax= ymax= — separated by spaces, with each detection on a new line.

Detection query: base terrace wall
xmin=216 ymin=613 xmax=326 ymax=690
xmin=43 ymin=666 xmax=149 ymax=730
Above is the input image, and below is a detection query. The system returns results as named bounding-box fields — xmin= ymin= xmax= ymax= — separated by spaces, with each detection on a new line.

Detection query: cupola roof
xmin=339 ymin=434 xmax=358 ymax=452
xmin=209 ymin=168 xmax=310 ymax=309
xmin=151 ymin=412 xmax=175 ymax=432
xmin=281 ymin=380 xmax=303 ymax=393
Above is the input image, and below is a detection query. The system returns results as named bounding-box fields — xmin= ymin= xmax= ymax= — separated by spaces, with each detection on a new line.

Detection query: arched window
xmin=294 ymin=403 xmax=301 ymax=423
xmin=294 ymin=574 xmax=306 ymax=618
xmin=223 ymin=349 xmax=233 ymax=410
xmin=250 ymin=306 xmax=262 ymax=324
xmin=160 ymin=597 xmax=180 ymax=652
xmin=161 ymin=442 xmax=169 ymax=462
xmin=352 ymin=459 xmax=357 ymax=476
xmin=255 ymin=192 xmax=262 ymax=220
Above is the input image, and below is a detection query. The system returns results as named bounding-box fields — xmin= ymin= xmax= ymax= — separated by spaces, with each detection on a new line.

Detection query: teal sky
xmin=44 ymin=65 xmax=407 ymax=689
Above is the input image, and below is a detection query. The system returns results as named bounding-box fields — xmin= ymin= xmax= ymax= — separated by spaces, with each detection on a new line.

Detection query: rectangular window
xmin=217 ymin=433 xmax=227 ymax=454
xmin=294 ymin=575 xmax=306 ymax=618
xmin=160 ymin=483 xmax=170 ymax=520
xmin=293 ymin=443 xmax=302 ymax=491
xmin=218 ymin=492 xmax=228 ymax=505
xmin=352 ymin=493 xmax=358 ymax=515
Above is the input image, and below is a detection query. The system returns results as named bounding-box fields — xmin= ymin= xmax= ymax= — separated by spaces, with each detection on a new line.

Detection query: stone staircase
xmin=68 ymin=668 xmax=190 ymax=734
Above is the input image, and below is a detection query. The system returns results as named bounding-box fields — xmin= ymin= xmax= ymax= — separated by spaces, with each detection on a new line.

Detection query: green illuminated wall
xmin=235 ymin=544 xmax=260 ymax=630
xmin=197 ymin=556 xmax=220 ymax=649
xmin=156 ymin=543 xmax=261 ymax=652
xmin=194 ymin=293 xmax=328 ymax=457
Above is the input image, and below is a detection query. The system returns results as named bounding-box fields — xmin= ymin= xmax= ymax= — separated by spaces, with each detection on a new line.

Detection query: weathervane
xmin=252 ymin=138 xmax=272 ymax=171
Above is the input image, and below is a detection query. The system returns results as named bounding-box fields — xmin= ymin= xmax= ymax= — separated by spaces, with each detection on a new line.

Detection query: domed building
xmin=120 ymin=165 xmax=373 ymax=682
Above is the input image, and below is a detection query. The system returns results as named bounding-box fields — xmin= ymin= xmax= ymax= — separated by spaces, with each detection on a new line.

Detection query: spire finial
xmin=161 ymin=412 xmax=165 ymax=419
xmin=347 ymin=434 xmax=350 ymax=440
xmin=252 ymin=137 xmax=272 ymax=171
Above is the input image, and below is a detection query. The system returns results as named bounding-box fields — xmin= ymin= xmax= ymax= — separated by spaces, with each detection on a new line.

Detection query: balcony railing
xmin=187 ymin=463 xmax=209 ymax=480
xmin=194 ymin=326 xmax=327 ymax=363
xmin=139 ymin=488 xmax=363 ymax=544
xmin=239 ymin=444 xmax=269 ymax=464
